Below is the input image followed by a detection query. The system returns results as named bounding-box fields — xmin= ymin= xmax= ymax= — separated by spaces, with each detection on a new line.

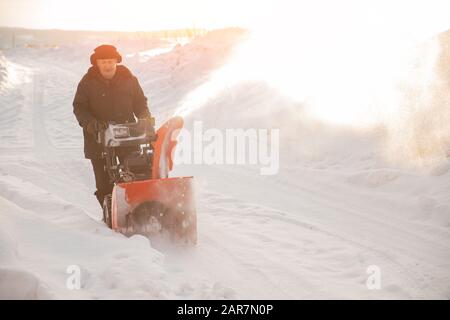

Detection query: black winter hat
xmin=90 ymin=44 xmax=122 ymax=65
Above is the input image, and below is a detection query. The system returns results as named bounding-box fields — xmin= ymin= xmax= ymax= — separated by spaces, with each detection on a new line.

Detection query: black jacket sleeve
xmin=73 ymin=78 xmax=95 ymax=128
xmin=132 ymin=76 xmax=151 ymax=119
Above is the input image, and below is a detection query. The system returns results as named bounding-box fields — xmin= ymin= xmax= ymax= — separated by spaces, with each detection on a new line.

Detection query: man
xmin=73 ymin=44 xmax=152 ymax=207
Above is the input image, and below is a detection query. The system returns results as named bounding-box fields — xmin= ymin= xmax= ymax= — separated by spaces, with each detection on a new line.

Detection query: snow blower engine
xmin=97 ymin=116 xmax=197 ymax=244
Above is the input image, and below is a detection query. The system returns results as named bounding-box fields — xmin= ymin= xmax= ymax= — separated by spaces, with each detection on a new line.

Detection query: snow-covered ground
xmin=0 ymin=28 xmax=449 ymax=299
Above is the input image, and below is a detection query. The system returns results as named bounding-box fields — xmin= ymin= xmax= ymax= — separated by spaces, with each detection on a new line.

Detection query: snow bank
xmin=0 ymin=193 xmax=173 ymax=299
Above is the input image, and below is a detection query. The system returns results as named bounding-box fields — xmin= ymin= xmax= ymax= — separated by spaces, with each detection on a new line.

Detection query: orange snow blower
xmin=98 ymin=116 xmax=197 ymax=244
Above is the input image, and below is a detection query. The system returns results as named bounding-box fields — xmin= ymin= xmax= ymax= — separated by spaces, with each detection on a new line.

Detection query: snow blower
xmin=98 ymin=116 xmax=197 ymax=244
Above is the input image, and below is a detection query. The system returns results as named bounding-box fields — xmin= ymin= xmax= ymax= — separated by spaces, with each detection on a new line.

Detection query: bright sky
xmin=0 ymin=0 xmax=448 ymax=34
xmin=0 ymin=0 xmax=274 ymax=31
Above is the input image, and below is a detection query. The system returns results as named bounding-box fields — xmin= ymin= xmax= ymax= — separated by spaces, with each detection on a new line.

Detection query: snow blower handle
xmin=140 ymin=116 xmax=157 ymax=142
xmin=93 ymin=120 xmax=108 ymax=144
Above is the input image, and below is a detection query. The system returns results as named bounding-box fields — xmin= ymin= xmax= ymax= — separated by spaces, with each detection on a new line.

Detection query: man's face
xmin=96 ymin=58 xmax=117 ymax=79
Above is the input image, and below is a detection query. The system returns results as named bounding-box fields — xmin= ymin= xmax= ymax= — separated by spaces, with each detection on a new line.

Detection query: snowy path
xmin=1 ymin=42 xmax=449 ymax=299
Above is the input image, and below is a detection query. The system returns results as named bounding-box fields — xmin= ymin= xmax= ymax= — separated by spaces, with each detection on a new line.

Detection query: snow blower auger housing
xmin=97 ymin=116 xmax=197 ymax=244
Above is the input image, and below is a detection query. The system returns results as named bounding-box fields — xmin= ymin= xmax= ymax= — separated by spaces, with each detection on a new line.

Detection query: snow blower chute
xmin=98 ymin=116 xmax=197 ymax=244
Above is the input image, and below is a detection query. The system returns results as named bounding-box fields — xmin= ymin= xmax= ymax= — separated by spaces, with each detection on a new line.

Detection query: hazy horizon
xmin=0 ymin=0 xmax=272 ymax=31
xmin=0 ymin=0 xmax=448 ymax=39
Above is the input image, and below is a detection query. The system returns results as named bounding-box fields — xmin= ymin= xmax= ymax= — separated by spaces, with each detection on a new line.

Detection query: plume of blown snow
xmin=382 ymin=32 xmax=450 ymax=168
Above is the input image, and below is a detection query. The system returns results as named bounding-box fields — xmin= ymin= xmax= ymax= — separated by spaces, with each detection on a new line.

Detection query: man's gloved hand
xmin=146 ymin=116 xmax=155 ymax=127
xmin=143 ymin=116 xmax=156 ymax=140
xmin=86 ymin=119 xmax=108 ymax=135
